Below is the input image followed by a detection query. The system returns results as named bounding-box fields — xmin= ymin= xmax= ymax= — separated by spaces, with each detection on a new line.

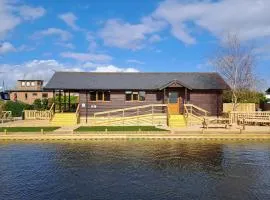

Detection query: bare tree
xmin=211 ymin=34 xmax=257 ymax=111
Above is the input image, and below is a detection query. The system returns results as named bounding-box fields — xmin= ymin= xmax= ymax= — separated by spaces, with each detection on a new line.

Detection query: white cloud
xmin=59 ymin=12 xmax=80 ymax=31
xmin=56 ymin=42 xmax=75 ymax=49
xmin=18 ymin=5 xmax=46 ymax=20
xmin=99 ymin=17 xmax=166 ymax=50
xmin=0 ymin=0 xmax=45 ymax=39
xmin=0 ymin=42 xmax=16 ymax=54
xmin=86 ymin=32 xmax=98 ymax=51
xmin=153 ymin=0 xmax=270 ymax=44
xmin=148 ymin=34 xmax=162 ymax=43
xmin=32 ymin=28 xmax=72 ymax=41
xmin=93 ymin=65 xmax=139 ymax=72
xmin=126 ymin=59 xmax=145 ymax=65
xmin=60 ymin=52 xmax=112 ymax=62
xmin=0 ymin=60 xmax=139 ymax=88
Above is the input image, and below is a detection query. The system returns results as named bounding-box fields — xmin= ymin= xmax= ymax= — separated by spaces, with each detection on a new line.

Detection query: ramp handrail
xmin=184 ymin=104 xmax=209 ymax=117
xmin=92 ymin=104 xmax=167 ymax=126
xmin=94 ymin=104 xmax=167 ymax=117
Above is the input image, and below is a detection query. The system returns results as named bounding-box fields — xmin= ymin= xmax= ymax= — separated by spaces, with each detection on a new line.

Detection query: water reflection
xmin=0 ymin=141 xmax=269 ymax=200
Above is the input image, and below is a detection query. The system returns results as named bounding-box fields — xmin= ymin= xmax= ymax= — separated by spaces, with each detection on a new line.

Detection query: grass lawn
xmin=75 ymin=126 xmax=168 ymax=132
xmin=0 ymin=127 xmax=60 ymax=132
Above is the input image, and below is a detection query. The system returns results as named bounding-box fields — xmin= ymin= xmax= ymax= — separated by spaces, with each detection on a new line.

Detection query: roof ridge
xmin=55 ymin=71 xmax=218 ymax=74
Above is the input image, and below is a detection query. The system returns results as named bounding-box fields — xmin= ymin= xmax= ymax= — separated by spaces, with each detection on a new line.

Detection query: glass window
xmin=31 ymin=82 xmax=35 ymax=86
xmin=97 ymin=91 xmax=103 ymax=101
xmin=104 ymin=91 xmax=110 ymax=101
xmin=26 ymin=82 xmax=30 ymax=87
xmin=90 ymin=91 xmax=96 ymax=101
xmin=133 ymin=92 xmax=138 ymax=101
xmin=21 ymin=82 xmax=25 ymax=86
xmin=25 ymin=93 xmax=28 ymax=100
xmin=139 ymin=91 xmax=146 ymax=101
xmin=42 ymin=93 xmax=48 ymax=98
xmin=125 ymin=91 xmax=132 ymax=101
xmin=169 ymin=92 xmax=178 ymax=103
xmin=32 ymin=93 xmax=37 ymax=96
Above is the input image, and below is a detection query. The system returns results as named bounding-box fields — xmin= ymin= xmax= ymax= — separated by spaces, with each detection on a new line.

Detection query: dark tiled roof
xmin=44 ymin=72 xmax=230 ymax=90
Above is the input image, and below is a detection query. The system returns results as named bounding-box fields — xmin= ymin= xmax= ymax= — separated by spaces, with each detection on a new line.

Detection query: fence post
xmin=122 ymin=110 xmax=125 ymax=126
xmin=152 ymin=105 xmax=154 ymax=125
xmin=137 ymin=108 xmax=139 ymax=126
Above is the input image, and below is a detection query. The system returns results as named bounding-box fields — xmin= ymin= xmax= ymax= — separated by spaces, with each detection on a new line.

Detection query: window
xmin=26 ymin=82 xmax=30 ymax=87
xmin=126 ymin=91 xmax=145 ymax=101
xmin=25 ymin=93 xmax=28 ymax=100
xmin=168 ymin=92 xmax=178 ymax=103
xmin=21 ymin=82 xmax=26 ymax=86
xmin=89 ymin=91 xmax=110 ymax=102
xmin=125 ymin=91 xmax=132 ymax=101
xmin=31 ymin=82 xmax=35 ymax=86
xmin=139 ymin=91 xmax=146 ymax=101
xmin=32 ymin=93 xmax=37 ymax=96
xmin=97 ymin=91 xmax=103 ymax=101
xmin=42 ymin=93 xmax=48 ymax=98
xmin=90 ymin=91 xmax=96 ymax=101
xmin=104 ymin=91 xmax=110 ymax=101
xmin=133 ymin=92 xmax=138 ymax=101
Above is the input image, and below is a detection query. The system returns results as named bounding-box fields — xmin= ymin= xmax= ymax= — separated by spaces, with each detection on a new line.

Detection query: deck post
xmin=59 ymin=90 xmax=62 ymax=113
xmin=86 ymin=90 xmax=88 ymax=124
xmin=184 ymin=87 xmax=187 ymax=103
xmin=53 ymin=90 xmax=55 ymax=113
xmin=64 ymin=91 xmax=66 ymax=112
xmin=68 ymin=91 xmax=71 ymax=112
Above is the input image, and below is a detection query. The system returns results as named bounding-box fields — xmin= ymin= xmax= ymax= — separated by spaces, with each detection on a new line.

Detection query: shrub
xmin=3 ymin=101 xmax=33 ymax=117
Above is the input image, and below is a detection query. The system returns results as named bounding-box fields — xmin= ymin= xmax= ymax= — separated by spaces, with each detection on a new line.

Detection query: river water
xmin=0 ymin=141 xmax=269 ymax=200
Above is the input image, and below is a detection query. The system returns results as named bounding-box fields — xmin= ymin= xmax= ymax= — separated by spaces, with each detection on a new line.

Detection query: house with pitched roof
xmin=44 ymin=72 xmax=229 ymax=126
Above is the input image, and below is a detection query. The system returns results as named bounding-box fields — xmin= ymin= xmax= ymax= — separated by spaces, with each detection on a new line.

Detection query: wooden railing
xmin=184 ymin=104 xmax=209 ymax=125
xmin=92 ymin=104 xmax=167 ymax=126
xmin=75 ymin=103 xmax=80 ymax=124
xmin=0 ymin=111 xmax=13 ymax=123
xmin=1 ymin=111 xmax=12 ymax=119
xmin=229 ymin=111 xmax=270 ymax=125
xmin=184 ymin=104 xmax=209 ymax=117
xmin=24 ymin=110 xmax=53 ymax=120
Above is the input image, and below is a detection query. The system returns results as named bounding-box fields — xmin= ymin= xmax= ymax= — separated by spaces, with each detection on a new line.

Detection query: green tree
xmin=3 ymin=101 xmax=33 ymax=117
xmin=223 ymin=89 xmax=266 ymax=104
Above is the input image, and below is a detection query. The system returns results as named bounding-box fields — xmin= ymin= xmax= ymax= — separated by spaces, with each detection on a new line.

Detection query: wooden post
xmin=184 ymin=87 xmax=187 ymax=104
xmin=68 ymin=91 xmax=71 ymax=112
xmin=137 ymin=108 xmax=139 ymax=126
xmin=123 ymin=110 xmax=125 ymax=126
xmin=59 ymin=90 xmax=62 ymax=113
xmin=64 ymin=91 xmax=66 ymax=112
xmin=86 ymin=91 xmax=88 ymax=124
xmin=152 ymin=105 xmax=154 ymax=125
xmin=53 ymin=90 xmax=56 ymax=113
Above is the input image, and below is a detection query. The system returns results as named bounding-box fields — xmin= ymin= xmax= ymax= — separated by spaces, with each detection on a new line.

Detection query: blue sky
xmin=0 ymin=0 xmax=269 ymax=88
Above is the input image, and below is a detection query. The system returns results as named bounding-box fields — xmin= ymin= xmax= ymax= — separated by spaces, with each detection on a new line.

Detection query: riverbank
xmin=1 ymin=131 xmax=270 ymax=141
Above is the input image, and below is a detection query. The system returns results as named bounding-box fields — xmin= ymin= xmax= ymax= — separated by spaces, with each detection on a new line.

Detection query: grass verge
xmin=75 ymin=126 xmax=168 ymax=132
xmin=0 ymin=127 xmax=60 ymax=132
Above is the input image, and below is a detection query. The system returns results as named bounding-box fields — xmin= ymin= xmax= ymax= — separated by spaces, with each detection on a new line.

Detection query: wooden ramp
xmin=90 ymin=104 xmax=168 ymax=126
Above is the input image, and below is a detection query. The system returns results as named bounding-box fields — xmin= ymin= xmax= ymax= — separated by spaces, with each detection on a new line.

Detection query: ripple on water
xmin=0 ymin=140 xmax=269 ymax=200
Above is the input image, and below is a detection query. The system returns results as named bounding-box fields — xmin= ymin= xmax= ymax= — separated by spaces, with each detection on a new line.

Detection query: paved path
xmin=53 ymin=125 xmax=80 ymax=133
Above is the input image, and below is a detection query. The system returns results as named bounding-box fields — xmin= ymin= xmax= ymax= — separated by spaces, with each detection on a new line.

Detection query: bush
xmin=3 ymin=101 xmax=33 ymax=117
xmin=223 ymin=90 xmax=266 ymax=104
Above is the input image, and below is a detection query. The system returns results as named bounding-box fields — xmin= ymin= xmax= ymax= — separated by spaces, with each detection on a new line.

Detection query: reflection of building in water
xmin=53 ymin=141 xmax=224 ymax=173
xmin=149 ymin=142 xmax=224 ymax=172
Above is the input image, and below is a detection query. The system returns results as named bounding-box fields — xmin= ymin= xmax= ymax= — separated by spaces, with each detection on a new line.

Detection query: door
xmin=168 ymin=91 xmax=180 ymax=114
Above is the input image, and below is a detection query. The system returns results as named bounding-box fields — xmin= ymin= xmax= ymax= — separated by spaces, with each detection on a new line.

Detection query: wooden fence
xmin=223 ymin=103 xmax=256 ymax=112
xmin=229 ymin=111 xmax=270 ymax=125
xmin=24 ymin=110 xmax=53 ymax=120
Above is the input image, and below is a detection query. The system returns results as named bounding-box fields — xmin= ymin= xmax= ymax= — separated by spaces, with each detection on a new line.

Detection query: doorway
xmin=168 ymin=91 xmax=181 ymax=114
